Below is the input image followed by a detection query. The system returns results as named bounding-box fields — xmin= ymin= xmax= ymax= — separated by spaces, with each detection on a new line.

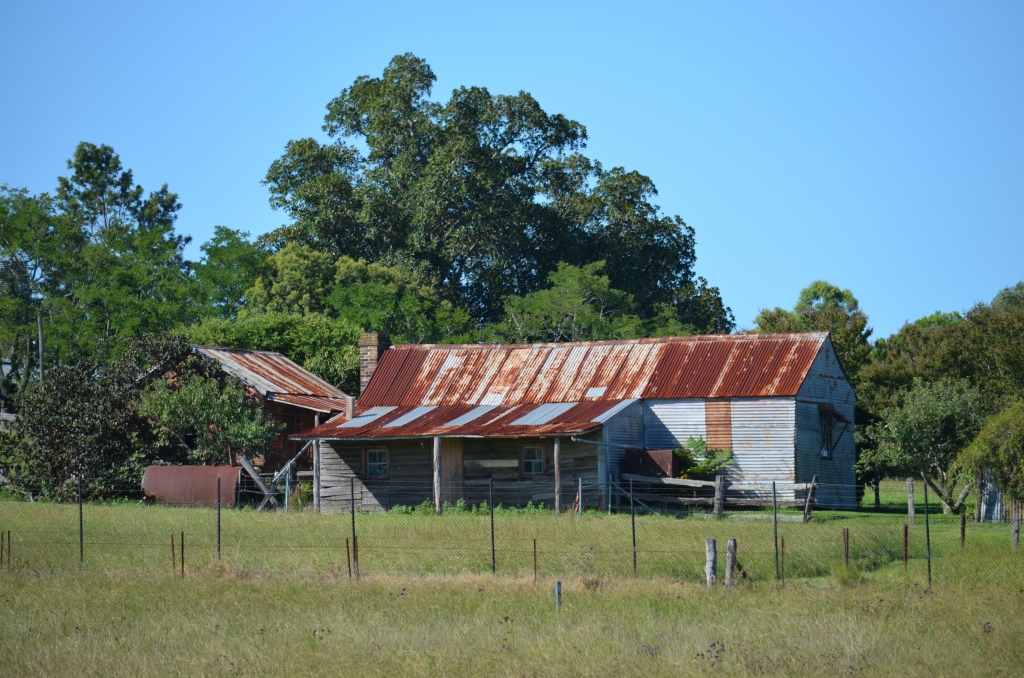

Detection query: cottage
xmin=189 ymin=346 xmax=354 ymax=473
xmin=293 ymin=332 xmax=858 ymax=511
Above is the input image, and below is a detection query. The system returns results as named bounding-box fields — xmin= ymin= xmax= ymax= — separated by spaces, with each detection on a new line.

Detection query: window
xmin=819 ymin=413 xmax=835 ymax=459
xmin=521 ymin=446 xmax=544 ymax=475
xmin=366 ymin=449 xmax=389 ymax=478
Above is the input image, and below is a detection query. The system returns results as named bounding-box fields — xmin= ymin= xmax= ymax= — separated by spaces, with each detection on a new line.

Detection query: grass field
xmin=1 ymin=481 xmax=1021 ymax=676
xmin=2 ymin=570 xmax=1023 ymax=676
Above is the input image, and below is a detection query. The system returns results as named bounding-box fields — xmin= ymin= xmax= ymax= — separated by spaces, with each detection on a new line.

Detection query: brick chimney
xmin=358 ymin=332 xmax=391 ymax=395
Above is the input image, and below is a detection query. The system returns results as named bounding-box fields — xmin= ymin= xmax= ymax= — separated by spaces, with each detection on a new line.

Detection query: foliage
xmin=992 ymin=281 xmax=1024 ymax=311
xmin=10 ymin=333 xmax=189 ymax=499
xmin=754 ymin=280 xmax=872 ymax=384
xmin=246 ymin=242 xmax=336 ymax=316
xmin=859 ymin=296 xmax=1024 ymax=415
xmin=862 ymin=379 xmax=984 ymax=513
xmin=673 ymin=436 xmax=733 ymax=480
xmin=192 ymin=226 xmax=270 ymax=319
xmin=187 ymin=311 xmax=361 ymax=393
xmin=484 ymin=262 xmax=642 ymax=343
xmin=140 ymin=374 xmax=281 ymax=466
xmin=328 ymin=256 xmax=474 ymax=343
xmin=957 ymin=401 xmax=1024 ymax=502
xmin=263 ymin=53 xmax=732 ymax=330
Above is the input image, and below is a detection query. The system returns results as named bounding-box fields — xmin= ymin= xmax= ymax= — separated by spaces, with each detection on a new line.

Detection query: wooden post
xmin=903 ymin=524 xmax=908 ymax=570
xmin=171 ymin=534 xmax=175 ymax=573
xmin=960 ymin=512 xmax=966 ymax=551
xmin=725 ymin=538 xmax=737 ymax=585
xmin=553 ymin=437 xmax=562 ymax=515
xmin=630 ymin=479 xmax=637 ymax=575
xmin=713 ymin=475 xmax=725 ymax=518
xmin=704 ymin=538 xmax=717 ymax=587
xmin=577 ymin=477 xmax=583 ymax=515
xmin=533 ymin=538 xmax=538 ymax=582
xmin=923 ymin=478 xmax=932 ymax=586
xmin=489 ymin=478 xmax=496 ymax=574
xmin=1011 ymin=503 xmax=1019 ymax=553
xmin=350 ymin=477 xmax=359 ymax=579
xmin=432 ymin=436 xmax=442 ymax=515
xmin=346 ymin=538 xmax=352 ymax=578
xmin=313 ymin=414 xmax=321 ymax=514
xmin=843 ymin=528 xmax=850 ymax=567
xmin=554 ymin=581 xmax=562 ymax=612
xmin=907 ymin=478 xmax=916 ymax=525
xmin=180 ymin=531 xmax=185 ymax=577
xmin=803 ymin=475 xmax=818 ymax=522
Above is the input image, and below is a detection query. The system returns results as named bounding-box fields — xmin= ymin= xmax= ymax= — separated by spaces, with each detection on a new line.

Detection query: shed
xmin=293 ymin=332 xmax=858 ymax=511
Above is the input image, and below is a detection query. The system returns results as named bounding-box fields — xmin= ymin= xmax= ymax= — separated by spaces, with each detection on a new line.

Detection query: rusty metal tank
xmin=141 ymin=466 xmax=243 ymax=507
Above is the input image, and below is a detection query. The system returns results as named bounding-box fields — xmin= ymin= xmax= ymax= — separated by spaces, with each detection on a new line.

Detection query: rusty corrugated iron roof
xmin=359 ymin=333 xmax=828 ymax=408
xmin=192 ymin=346 xmax=347 ymax=399
xmin=266 ymin=394 xmax=350 ymax=413
xmin=293 ymin=399 xmax=635 ymax=440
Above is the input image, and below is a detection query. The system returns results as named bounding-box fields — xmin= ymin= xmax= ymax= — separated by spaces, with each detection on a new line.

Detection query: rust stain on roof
xmin=267 ymin=394 xmax=350 ymax=413
xmin=359 ymin=333 xmax=829 ymax=409
xmin=192 ymin=346 xmax=347 ymax=399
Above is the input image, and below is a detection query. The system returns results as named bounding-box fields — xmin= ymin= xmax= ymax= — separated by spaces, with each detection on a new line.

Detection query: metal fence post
xmin=772 ymin=481 xmax=779 ymax=581
xmin=350 ymin=476 xmax=359 ymax=579
xmin=923 ymin=478 xmax=932 ymax=586
xmin=78 ymin=475 xmax=84 ymax=568
xmin=489 ymin=477 xmax=496 ymax=574
xmin=630 ymin=478 xmax=637 ymax=575
xmin=217 ymin=477 xmax=222 ymax=561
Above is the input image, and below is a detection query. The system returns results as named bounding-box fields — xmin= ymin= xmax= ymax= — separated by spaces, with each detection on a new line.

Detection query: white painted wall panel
xmin=729 ymin=398 xmax=796 ymax=498
xmin=643 ymin=399 xmax=706 ymax=450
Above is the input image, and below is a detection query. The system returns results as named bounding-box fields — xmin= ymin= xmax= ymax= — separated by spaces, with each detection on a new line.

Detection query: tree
xmin=264 ymin=53 xmax=731 ymax=329
xmin=958 ymin=401 xmax=1024 ymax=503
xmin=245 ymin=242 xmax=335 ymax=316
xmin=187 ymin=312 xmax=361 ymax=393
xmin=328 ymin=256 xmax=473 ymax=343
xmin=484 ymin=262 xmax=643 ymax=343
xmin=11 ymin=333 xmax=188 ymax=498
xmin=992 ymin=281 xmax=1024 ymax=311
xmin=863 ymin=379 xmax=984 ymax=513
xmin=140 ymin=374 xmax=281 ymax=466
xmin=192 ymin=227 xmax=269 ymax=319
xmin=754 ymin=281 xmax=872 ymax=384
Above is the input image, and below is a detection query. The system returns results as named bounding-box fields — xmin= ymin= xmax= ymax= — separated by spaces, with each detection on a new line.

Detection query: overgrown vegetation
xmin=673 ymin=436 xmax=734 ymax=480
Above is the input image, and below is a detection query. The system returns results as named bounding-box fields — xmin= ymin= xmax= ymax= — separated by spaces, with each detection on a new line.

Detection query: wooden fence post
xmin=553 ymin=437 xmax=562 ymax=515
xmin=725 ymin=538 xmax=737 ymax=585
xmin=803 ymin=475 xmax=818 ymax=522
xmin=704 ymin=538 xmax=717 ymax=587
xmin=713 ymin=475 xmax=725 ymax=518
xmin=843 ymin=528 xmax=850 ymax=567
xmin=907 ymin=478 xmax=916 ymax=525
xmin=433 ymin=436 xmax=442 ymax=515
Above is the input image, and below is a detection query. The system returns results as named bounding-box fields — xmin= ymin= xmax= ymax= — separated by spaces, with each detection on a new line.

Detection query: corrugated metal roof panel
xmin=266 ymin=394 xmax=350 ymax=413
xmin=357 ymin=333 xmax=829 ymax=408
xmin=192 ymin=346 xmax=347 ymax=398
xmin=339 ymin=406 xmax=396 ymax=428
xmin=293 ymin=400 xmax=628 ymax=440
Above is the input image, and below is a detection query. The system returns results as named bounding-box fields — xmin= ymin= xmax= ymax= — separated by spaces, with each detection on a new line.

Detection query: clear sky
xmin=2 ymin=1 xmax=1021 ymax=338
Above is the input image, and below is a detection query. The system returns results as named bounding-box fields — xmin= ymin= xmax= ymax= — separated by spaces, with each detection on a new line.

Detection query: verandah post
xmin=433 ymin=436 xmax=442 ymax=516
xmin=553 ymin=437 xmax=561 ymax=515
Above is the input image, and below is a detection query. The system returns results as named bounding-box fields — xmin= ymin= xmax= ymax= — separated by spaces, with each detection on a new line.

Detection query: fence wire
xmin=0 ymin=478 xmax=1020 ymax=589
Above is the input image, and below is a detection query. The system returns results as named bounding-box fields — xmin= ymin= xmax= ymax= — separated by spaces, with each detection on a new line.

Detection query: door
xmin=441 ymin=438 xmax=464 ymax=504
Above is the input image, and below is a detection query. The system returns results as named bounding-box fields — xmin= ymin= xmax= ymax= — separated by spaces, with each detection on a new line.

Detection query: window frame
xmin=519 ymin=443 xmax=546 ymax=477
xmin=363 ymin=447 xmax=390 ymax=479
xmin=819 ymin=412 xmax=836 ymax=460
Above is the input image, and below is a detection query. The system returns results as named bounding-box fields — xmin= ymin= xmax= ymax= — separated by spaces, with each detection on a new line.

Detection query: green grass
xmin=2 ymin=570 xmax=1023 ymax=676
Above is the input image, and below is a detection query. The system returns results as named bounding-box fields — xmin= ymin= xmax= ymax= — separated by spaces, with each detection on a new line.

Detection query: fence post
xmin=554 ymin=581 xmax=561 ymax=612
xmin=217 ymin=477 xmax=222 ymax=561
xmin=489 ymin=477 xmax=496 ymax=574
xmin=803 ymin=475 xmax=818 ymax=522
xmin=78 ymin=475 xmax=84 ymax=568
xmin=903 ymin=524 xmax=908 ymax=570
xmin=533 ymin=538 xmax=538 ymax=582
xmin=1011 ymin=503 xmax=1019 ymax=553
xmin=713 ymin=475 xmax=725 ymax=518
xmin=843 ymin=528 xmax=850 ymax=567
xmin=772 ymin=481 xmax=779 ymax=581
xmin=171 ymin=534 xmax=175 ymax=573
xmin=923 ymin=479 xmax=932 ymax=586
xmin=180 ymin=531 xmax=185 ymax=577
xmin=725 ymin=538 xmax=737 ymax=585
xmin=577 ymin=477 xmax=583 ymax=515
xmin=350 ymin=477 xmax=359 ymax=579
xmin=704 ymin=538 xmax=717 ymax=587
xmin=907 ymin=478 xmax=916 ymax=525
xmin=630 ymin=478 xmax=637 ymax=576
xmin=781 ymin=536 xmax=785 ymax=584
xmin=346 ymin=538 xmax=352 ymax=578
xmin=960 ymin=512 xmax=966 ymax=551
xmin=284 ymin=470 xmax=289 ymax=513
xmin=553 ymin=437 xmax=561 ymax=515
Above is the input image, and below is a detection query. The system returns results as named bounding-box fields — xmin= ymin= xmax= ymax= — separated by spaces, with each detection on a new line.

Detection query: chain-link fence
xmin=0 ymin=478 xmax=1020 ymax=589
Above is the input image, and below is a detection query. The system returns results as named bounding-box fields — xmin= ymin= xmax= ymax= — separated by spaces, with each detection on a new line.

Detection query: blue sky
xmin=2 ymin=1 xmax=1021 ymax=338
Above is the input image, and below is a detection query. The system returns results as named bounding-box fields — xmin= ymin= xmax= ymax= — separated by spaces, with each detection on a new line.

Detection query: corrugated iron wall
xmin=729 ymin=398 xmax=796 ymax=489
xmin=643 ymin=399 xmax=706 ymax=449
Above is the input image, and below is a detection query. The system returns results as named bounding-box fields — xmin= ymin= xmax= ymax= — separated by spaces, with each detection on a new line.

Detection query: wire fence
xmin=0 ymin=478 xmax=1020 ymax=589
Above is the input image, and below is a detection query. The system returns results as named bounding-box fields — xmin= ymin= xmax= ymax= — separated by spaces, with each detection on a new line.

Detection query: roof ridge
xmin=387 ymin=332 xmax=829 ymax=351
